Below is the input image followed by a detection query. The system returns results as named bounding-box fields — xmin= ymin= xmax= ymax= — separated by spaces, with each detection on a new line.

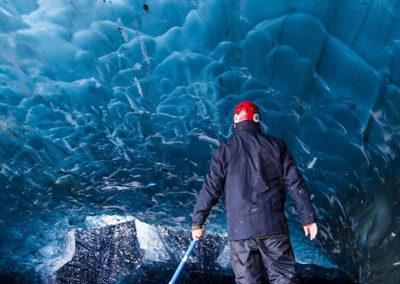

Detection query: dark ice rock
xmin=54 ymin=219 xmax=353 ymax=283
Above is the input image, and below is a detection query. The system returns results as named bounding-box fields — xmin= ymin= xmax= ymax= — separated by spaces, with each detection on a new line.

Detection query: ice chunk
xmin=35 ymin=230 xmax=76 ymax=282
xmin=135 ymin=218 xmax=170 ymax=262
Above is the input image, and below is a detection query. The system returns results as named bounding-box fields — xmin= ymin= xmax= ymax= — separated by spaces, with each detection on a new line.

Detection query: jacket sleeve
xmin=281 ymin=141 xmax=316 ymax=226
xmin=191 ymin=145 xmax=226 ymax=228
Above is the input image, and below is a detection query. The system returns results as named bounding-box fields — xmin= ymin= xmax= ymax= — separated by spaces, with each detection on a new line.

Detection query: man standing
xmin=191 ymin=101 xmax=318 ymax=284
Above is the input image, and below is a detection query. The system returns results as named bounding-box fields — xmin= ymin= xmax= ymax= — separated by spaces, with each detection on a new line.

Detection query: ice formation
xmin=0 ymin=0 xmax=399 ymax=283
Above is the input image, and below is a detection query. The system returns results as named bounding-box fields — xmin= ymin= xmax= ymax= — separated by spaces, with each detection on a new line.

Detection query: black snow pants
xmin=230 ymin=234 xmax=297 ymax=284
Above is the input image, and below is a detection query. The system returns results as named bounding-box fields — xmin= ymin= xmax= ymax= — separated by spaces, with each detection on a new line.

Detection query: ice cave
xmin=0 ymin=0 xmax=399 ymax=283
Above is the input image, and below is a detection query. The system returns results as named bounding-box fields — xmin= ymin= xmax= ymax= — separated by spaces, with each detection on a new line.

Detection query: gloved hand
xmin=303 ymin=222 xmax=318 ymax=240
xmin=192 ymin=228 xmax=205 ymax=241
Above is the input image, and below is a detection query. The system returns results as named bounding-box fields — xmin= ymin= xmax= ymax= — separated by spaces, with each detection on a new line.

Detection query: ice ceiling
xmin=0 ymin=0 xmax=399 ymax=283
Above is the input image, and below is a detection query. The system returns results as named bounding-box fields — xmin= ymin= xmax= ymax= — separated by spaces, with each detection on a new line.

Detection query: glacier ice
xmin=55 ymin=218 xmax=347 ymax=283
xmin=0 ymin=0 xmax=399 ymax=283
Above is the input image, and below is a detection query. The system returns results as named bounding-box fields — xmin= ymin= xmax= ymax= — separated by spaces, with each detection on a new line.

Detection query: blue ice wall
xmin=0 ymin=0 xmax=399 ymax=283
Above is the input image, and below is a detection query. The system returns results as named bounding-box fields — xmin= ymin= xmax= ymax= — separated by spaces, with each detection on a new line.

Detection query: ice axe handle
xmin=169 ymin=240 xmax=197 ymax=284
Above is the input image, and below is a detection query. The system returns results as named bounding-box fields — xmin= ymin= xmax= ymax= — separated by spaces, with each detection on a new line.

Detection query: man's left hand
xmin=303 ymin=222 xmax=318 ymax=240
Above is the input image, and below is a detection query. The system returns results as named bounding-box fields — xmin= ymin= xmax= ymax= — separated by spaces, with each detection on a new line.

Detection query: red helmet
xmin=233 ymin=101 xmax=260 ymax=125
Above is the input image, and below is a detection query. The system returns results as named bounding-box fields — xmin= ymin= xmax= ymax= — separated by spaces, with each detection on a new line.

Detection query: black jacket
xmin=191 ymin=121 xmax=316 ymax=241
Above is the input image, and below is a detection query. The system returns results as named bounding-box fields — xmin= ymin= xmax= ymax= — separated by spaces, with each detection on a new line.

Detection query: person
xmin=191 ymin=101 xmax=318 ymax=284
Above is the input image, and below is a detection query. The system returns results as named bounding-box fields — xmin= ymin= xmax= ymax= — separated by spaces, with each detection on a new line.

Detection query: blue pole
xmin=169 ymin=240 xmax=197 ymax=284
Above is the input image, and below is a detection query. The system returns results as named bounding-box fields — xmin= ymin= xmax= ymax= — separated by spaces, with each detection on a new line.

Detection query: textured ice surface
xmin=55 ymin=218 xmax=351 ymax=283
xmin=0 ymin=0 xmax=400 ymax=283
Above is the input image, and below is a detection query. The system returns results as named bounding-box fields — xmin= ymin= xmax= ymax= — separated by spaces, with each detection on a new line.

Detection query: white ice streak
xmin=0 ymin=6 xmax=13 ymax=17
xmin=125 ymin=93 xmax=136 ymax=109
xmin=296 ymin=137 xmax=311 ymax=154
xmin=307 ymin=157 xmax=317 ymax=169
xmin=74 ymin=77 xmax=101 ymax=88
xmin=100 ymin=181 xmax=145 ymax=191
xmin=134 ymin=76 xmax=143 ymax=96
xmin=64 ymin=112 xmax=78 ymax=127
xmin=198 ymin=134 xmax=220 ymax=146
xmin=137 ymin=31 xmax=151 ymax=67
xmin=161 ymin=138 xmax=186 ymax=145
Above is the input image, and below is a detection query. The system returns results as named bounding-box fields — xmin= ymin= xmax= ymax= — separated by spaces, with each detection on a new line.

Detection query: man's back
xmin=191 ymin=101 xmax=318 ymax=284
xmin=192 ymin=120 xmax=316 ymax=240
xmin=222 ymin=121 xmax=291 ymax=240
